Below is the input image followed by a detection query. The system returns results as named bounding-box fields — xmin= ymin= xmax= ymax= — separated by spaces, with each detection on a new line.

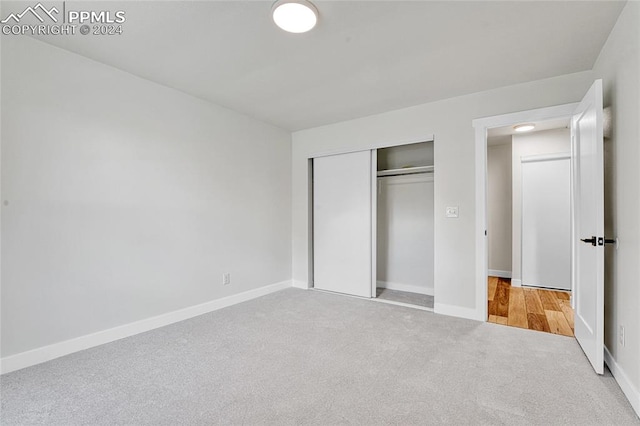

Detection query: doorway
xmin=488 ymin=277 xmax=574 ymax=336
xmin=473 ymin=79 xmax=606 ymax=375
xmin=485 ymin=121 xmax=574 ymax=337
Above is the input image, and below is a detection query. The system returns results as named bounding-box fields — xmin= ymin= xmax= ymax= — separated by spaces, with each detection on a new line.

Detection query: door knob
xmin=581 ymin=236 xmax=617 ymax=247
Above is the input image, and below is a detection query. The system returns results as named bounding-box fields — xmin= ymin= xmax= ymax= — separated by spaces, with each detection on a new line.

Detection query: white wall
xmin=487 ymin=143 xmax=512 ymax=275
xmin=377 ymin=141 xmax=434 ymax=170
xmin=292 ymin=70 xmax=595 ymax=317
xmin=511 ymin=128 xmax=570 ymax=285
xmin=1 ymin=37 xmax=292 ymax=358
xmin=592 ymin=1 xmax=640 ymax=410
xmin=377 ymin=175 xmax=434 ymax=295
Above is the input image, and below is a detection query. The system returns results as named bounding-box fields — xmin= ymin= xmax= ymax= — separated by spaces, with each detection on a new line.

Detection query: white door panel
xmin=521 ymin=156 xmax=571 ymax=290
xmin=313 ymin=151 xmax=372 ymax=298
xmin=572 ymin=79 xmax=604 ymax=374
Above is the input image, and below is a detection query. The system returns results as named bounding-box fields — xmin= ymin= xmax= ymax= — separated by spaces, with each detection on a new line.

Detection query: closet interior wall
xmin=376 ymin=142 xmax=435 ymax=297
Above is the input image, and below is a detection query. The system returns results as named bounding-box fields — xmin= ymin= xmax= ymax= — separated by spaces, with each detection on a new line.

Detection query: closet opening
xmin=374 ymin=141 xmax=434 ymax=310
xmin=310 ymin=138 xmax=435 ymax=312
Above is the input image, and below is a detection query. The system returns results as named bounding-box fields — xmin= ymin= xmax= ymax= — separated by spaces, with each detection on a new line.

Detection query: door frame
xmin=306 ymin=135 xmax=435 ymax=295
xmin=472 ymin=103 xmax=578 ymax=321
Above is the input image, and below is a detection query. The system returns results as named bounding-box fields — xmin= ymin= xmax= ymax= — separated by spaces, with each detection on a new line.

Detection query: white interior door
xmin=521 ymin=155 xmax=571 ymax=290
xmin=572 ymin=79 xmax=604 ymax=374
xmin=313 ymin=150 xmax=372 ymax=298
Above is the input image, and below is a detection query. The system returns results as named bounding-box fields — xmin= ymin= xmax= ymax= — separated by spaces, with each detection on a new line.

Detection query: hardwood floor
xmin=488 ymin=276 xmax=574 ymax=337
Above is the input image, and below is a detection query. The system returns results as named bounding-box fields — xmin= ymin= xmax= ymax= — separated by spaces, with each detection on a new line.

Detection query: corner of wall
xmin=434 ymin=303 xmax=483 ymax=322
xmin=292 ymin=280 xmax=310 ymax=289
xmin=605 ymin=346 xmax=640 ymax=417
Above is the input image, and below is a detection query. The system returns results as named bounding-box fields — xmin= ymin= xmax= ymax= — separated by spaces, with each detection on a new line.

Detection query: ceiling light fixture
xmin=272 ymin=0 xmax=318 ymax=34
xmin=513 ymin=123 xmax=536 ymax=133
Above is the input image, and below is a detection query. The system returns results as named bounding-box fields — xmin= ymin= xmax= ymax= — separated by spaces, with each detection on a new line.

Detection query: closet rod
xmin=377 ymin=171 xmax=433 ymax=178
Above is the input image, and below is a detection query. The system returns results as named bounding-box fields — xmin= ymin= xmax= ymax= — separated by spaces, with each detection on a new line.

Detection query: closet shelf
xmin=377 ymin=165 xmax=434 ymax=177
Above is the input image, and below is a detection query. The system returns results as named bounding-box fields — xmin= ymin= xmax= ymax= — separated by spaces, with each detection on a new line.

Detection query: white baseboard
xmin=604 ymin=346 xmax=640 ymax=417
xmin=488 ymin=269 xmax=512 ymax=279
xmin=434 ymin=302 xmax=482 ymax=321
xmin=376 ymin=280 xmax=434 ymax=296
xmin=1 ymin=280 xmax=292 ymax=375
xmin=511 ymin=279 xmax=522 ymax=287
xmin=292 ymin=280 xmax=310 ymax=289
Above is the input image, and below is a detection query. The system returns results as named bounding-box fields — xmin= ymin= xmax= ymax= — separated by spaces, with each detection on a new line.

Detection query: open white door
xmin=313 ymin=150 xmax=372 ymax=298
xmin=572 ymin=79 xmax=604 ymax=374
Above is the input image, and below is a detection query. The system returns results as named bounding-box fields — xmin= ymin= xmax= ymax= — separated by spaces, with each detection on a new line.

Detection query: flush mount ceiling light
xmin=513 ymin=123 xmax=536 ymax=133
xmin=272 ymin=0 xmax=318 ymax=33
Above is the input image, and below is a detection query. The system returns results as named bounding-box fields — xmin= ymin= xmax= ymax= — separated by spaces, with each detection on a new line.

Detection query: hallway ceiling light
xmin=272 ymin=0 xmax=318 ymax=33
xmin=514 ymin=123 xmax=536 ymax=132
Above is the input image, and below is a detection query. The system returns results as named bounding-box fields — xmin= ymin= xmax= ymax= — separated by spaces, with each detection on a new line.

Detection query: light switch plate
xmin=446 ymin=206 xmax=459 ymax=218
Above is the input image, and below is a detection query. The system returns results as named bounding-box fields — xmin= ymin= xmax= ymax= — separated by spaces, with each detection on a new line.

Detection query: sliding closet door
xmin=313 ymin=151 xmax=372 ymax=298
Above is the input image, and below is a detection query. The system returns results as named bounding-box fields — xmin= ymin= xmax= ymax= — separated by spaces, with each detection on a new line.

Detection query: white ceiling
xmin=7 ymin=1 xmax=625 ymax=130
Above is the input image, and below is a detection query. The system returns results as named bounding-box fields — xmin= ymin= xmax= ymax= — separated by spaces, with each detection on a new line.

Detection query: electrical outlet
xmin=619 ymin=325 xmax=625 ymax=347
xmin=222 ymin=273 xmax=230 ymax=286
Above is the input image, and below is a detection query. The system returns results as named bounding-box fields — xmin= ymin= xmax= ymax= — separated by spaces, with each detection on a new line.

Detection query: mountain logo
xmin=1 ymin=3 xmax=59 ymax=24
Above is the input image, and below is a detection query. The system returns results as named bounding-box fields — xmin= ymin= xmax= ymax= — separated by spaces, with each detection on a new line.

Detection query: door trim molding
xmin=472 ymin=103 xmax=579 ymax=322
